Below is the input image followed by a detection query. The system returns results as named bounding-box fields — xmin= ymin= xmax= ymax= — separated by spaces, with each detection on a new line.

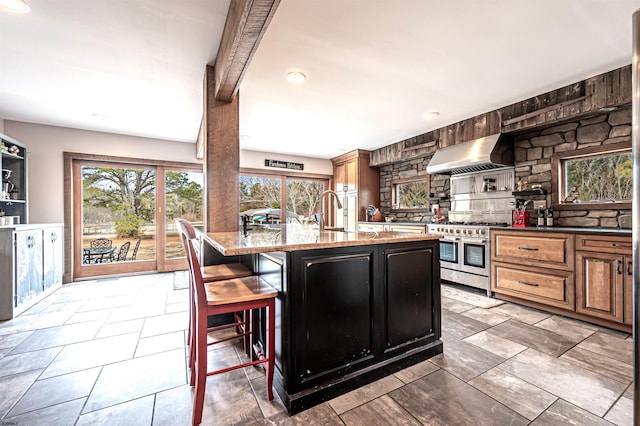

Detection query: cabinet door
xmin=334 ymin=162 xmax=347 ymax=192
xmin=345 ymin=159 xmax=357 ymax=192
xmin=344 ymin=192 xmax=358 ymax=232
xmin=43 ymin=227 xmax=63 ymax=290
xmin=576 ymin=251 xmax=624 ymax=323
xmin=295 ymin=251 xmax=373 ymax=383
xmin=624 ymin=257 xmax=633 ymax=325
xmin=385 ymin=246 xmax=435 ymax=348
xmin=15 ymin=229 xmax=43 ymax=306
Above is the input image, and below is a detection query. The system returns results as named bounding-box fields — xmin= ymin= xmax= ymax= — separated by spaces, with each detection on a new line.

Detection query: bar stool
xmin=176 ymin=219 xmax=253 ymax=384
xmin=179 ymin=220 xmax=277 ymax=426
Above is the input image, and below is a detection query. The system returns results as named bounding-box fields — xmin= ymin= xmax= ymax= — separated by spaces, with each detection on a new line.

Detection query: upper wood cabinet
xmin=331 ymin=150 xmax=380 ymax=231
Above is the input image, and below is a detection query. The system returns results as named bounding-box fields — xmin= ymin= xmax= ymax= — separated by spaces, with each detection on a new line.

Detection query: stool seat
xmin=204 ymin=276 xmax=277 ymax=305
xmin=202 ymin=263 xmax=251 ymax=282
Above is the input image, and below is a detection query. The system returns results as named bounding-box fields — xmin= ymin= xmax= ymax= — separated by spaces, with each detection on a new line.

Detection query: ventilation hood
xmin=426 ymin=134 xmax=514 ymax=175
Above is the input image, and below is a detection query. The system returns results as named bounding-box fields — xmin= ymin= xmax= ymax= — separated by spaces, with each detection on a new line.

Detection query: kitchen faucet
xmin=319 ymin=190 xmax=343 ymax=231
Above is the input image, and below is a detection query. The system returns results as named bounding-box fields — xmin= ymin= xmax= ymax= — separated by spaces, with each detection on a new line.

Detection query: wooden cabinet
xmin=491 ymin=230 xmax=575 ymax=310
xmin=575 ymin=235 xmax=631 ymax=325
xmin=1 ymin=133 xmax=28 ymax=224
xmin=491 ymin=229 xmax=632 ymax=331
xmin=0 ymin=224 xmax=64 ymax=320
xmin=331 ymin=150 xmax=379 ymax=232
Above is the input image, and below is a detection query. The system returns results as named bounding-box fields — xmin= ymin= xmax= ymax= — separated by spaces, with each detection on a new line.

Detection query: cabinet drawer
xmin=388 ymin=225 xmax=426 ymax=234
xmin=576 ymin=234 xmax=631 ymax=255
xmin=358 ymin=223 xmax=387 ymax=232
xmin=491 ymin=261 xmax=574 ymax=310
xmin=492 ymin=231 xmax=574 ymax=270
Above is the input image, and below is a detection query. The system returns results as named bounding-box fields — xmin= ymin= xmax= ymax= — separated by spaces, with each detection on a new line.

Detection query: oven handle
xmin=441 ymin=237 xmax=460 ymax=242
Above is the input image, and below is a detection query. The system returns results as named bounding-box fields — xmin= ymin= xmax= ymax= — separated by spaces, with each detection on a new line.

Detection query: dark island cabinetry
xmin=259 ymin=240 xmax=441 ymax=414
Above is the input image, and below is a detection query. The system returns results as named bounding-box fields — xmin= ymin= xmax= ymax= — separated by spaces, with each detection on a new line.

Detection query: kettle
xmin=2 ymin=180 xmax=15 ymax=199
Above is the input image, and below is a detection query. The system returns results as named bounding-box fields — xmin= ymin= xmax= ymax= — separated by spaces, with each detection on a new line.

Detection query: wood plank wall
xmin=370 ymin=65 xmax=632 ymax=166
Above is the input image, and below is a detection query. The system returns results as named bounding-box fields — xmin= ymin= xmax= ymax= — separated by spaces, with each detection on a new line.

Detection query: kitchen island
xmin=201 ymin=225 xmax=443 ymax=414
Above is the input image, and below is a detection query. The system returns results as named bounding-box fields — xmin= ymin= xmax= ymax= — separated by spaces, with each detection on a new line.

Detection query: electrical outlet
xmin=533 ymin=200 xmax=547 ymax=210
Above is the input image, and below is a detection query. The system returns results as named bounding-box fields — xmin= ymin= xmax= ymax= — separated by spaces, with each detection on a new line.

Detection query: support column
xmin=204 ymin=65 xmax=240 ymax=232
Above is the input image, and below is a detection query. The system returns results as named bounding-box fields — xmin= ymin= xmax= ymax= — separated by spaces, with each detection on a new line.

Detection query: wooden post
xmin=204 ymin=65 xmax=240 ymax=232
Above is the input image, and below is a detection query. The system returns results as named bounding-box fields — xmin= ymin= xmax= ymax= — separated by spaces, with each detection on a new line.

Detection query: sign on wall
xmin=264 ymin=159 xmax=304 ymax=171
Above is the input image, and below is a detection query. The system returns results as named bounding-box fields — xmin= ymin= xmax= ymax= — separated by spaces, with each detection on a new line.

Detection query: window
xmin=553 ymin=142 xmax=631 ymax=206
xmin=392 ymin=177 xmax=430 ymax=209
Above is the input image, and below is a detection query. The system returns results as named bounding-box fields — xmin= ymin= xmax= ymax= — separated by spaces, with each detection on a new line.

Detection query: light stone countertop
xmin=203 ymin=224 xmax=443 ymax=256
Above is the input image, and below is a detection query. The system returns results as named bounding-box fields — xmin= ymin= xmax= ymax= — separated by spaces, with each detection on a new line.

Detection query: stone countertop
xmin=492 ymin=225 xmax=631 ymax=236
xmin=203 ymin=224 xmax=443 ymax=256
xmin=0 ymin=223 xmax=63 ymax=230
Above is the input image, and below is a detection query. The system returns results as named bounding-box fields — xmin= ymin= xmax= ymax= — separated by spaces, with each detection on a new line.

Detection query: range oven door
xmin=438 ymin=238 xmax=459 ymax=269
xmin=460 ymin=238 xmax=489 ymax=276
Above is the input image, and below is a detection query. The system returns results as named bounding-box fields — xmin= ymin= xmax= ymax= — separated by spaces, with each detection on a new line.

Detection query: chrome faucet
xmin=319 ymin=190 xmax=343 ymax=231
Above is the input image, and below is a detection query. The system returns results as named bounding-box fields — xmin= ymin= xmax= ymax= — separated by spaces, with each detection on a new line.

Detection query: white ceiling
xmin=1 ymin=1 xmax=638 ymax=159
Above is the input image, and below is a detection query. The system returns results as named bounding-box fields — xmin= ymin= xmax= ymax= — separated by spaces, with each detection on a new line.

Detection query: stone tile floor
xmin=0 ymin=272 xmax=633 ymax=425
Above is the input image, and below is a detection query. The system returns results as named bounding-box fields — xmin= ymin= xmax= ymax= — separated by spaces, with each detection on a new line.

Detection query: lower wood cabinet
xmin=491 ymin=229 xmax=632 ymax=331
xmin=0 ymin=224 xmax=64 ymax=320
xmin=492 ymin=261 xmax=574 ymax=310
xmin=575 ymin=234 xmax=632 ymax=325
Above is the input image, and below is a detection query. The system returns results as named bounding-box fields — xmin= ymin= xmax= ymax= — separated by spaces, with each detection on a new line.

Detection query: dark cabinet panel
xmin=385 ymin=247 xmax=434 ymax=348
xmin=303 ymin=253 xmax=373 ymax=377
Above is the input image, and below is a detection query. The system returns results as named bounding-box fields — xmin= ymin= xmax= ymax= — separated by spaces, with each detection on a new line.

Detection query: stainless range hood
xmin=426 ymin=133 xmax=514 ymax=175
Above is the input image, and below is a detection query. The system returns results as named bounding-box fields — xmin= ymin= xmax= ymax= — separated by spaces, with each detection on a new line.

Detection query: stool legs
xmin=266 ymin=299 xmax=275 ymax=401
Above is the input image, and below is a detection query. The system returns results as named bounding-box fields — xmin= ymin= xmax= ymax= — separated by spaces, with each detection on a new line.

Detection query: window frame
xmin=551 ymin=141 xmax=631 ymax=210
xmin=390 ymin=176 xmax=431 ymax=212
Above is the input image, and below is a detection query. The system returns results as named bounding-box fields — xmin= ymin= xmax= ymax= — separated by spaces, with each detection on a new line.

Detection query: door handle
xmin=628 ymin=260 xmax=633 ymax=276
xmin=617 ymin=260 xmax=622 ymax=275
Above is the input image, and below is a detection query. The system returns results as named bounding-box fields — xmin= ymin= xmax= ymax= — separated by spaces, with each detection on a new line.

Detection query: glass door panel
xmin=240 ymin=175 xmax=283 ymax=227
xmin=286 ymin=178 xmax=324 ymax=224
xmin=79 ymin=164 xmax=156 ymax=277
xmin=164 ymin=169 xmax=204 ymax=264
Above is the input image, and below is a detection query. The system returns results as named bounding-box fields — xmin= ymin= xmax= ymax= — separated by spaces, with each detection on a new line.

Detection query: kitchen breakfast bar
xmin=199 ymin=225 xmax=443 ymax=414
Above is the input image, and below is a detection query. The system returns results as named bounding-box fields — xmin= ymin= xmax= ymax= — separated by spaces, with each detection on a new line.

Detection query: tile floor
xmin=0 ymin=272 xmax=633 ymax=425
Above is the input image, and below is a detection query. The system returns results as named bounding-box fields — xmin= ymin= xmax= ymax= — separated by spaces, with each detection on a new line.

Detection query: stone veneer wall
xmin=513 ymin=105 xmax=631 ymax=228
xmin=379 ymin=153 xmax=450 ymax=222
xmin=378 ymin=105 xmax=631 ymax=227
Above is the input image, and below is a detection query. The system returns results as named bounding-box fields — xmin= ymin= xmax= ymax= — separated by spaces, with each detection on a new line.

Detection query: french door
xmin=71 ymin=158 xmax=203 ymax=279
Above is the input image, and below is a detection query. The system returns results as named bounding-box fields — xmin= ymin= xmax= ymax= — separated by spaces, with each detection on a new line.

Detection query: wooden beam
xmin=213 ymin=0 xmax=280 ymax=102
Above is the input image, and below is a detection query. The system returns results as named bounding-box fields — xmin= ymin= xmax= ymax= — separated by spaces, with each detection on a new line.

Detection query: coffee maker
xmin=2 ymin=169 xmax=15 ymax=200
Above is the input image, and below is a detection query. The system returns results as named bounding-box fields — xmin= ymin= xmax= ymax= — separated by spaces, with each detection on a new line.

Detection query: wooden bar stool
xmin=179 ymin=221 xmax=277 ymax=426
xmin=176 ymin=219 xmax=253 ymax=383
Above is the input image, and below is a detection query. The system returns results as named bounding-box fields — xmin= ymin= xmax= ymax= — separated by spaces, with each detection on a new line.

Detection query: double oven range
xmin=427 ymin=167 xmax=515 ymax=296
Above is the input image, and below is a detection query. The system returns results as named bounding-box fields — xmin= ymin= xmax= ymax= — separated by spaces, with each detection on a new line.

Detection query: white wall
xmin=4 ymin=121 xmax=200 ymax=223
xmin=3 ymin=121 xmax=334 ymax=223
xmin=240 ymin=149 xmax=333 ymax=175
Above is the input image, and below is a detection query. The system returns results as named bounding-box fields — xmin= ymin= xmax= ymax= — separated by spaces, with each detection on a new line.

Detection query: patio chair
xmin=90 ymin=238 xmax=114 ymax=262
xmin=115 ymin=241 xmax=131 ymax=261
xmin=130 ymin=238 xmax=142 ymax=261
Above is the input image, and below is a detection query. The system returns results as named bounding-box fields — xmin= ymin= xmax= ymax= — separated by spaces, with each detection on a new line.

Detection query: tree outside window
xmin=563 ymin=150 xmax=631 ymax=203
xmin=392 ymin=178 xmax=429 ymax=209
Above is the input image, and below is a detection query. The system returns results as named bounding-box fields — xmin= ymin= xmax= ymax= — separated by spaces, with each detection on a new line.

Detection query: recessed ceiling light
xmin=422 ymin=111 xmax=440 ymax=120
xmin=285 ymin=71 xmax=306 ymax=84
xmin=0 ymin=0 xmax=30 ymax=13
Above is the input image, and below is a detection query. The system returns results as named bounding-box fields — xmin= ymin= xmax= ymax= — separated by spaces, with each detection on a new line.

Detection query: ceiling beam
xmin=213 ymin=0 xmax=280 ymax=102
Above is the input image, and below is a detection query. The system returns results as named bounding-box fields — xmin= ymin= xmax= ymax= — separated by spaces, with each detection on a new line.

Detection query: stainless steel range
xmin=426 ymin=163 xmax=516 ymax=296
xmin=427 ymin=222 xmax=503 ymax=295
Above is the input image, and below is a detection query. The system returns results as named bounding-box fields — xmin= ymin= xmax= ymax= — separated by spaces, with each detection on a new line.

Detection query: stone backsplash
xmin=379 ymin=105 xmax=631 ymax=228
